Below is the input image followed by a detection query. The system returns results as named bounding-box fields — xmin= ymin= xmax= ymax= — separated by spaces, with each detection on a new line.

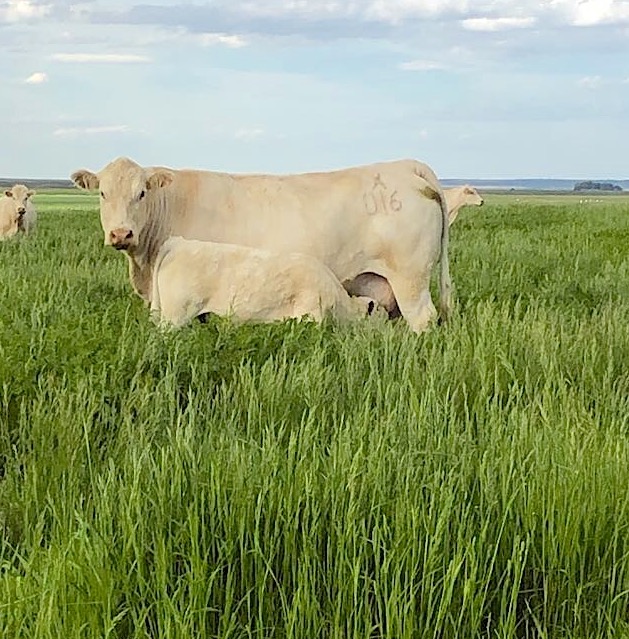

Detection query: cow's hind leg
xmin=387 ymin=274 xmax=437 ymax=334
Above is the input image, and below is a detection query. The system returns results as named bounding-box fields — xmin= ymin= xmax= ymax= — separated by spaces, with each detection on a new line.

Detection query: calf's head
xmin=70 ymin=157 xmax=174 ymax=252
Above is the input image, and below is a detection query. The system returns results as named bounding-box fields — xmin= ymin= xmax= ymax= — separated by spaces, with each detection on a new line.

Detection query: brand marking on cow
xmin=364 ymin=173 xmax=403 ymax=216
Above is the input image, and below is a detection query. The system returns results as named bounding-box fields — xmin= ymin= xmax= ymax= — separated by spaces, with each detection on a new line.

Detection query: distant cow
xmin=342 ymin=186 xmax=483 ymax=317
xmin=0 ymin=184 xmax=36 ymax=239
xmin=70 ymin=156 xmax=451 ymax=333
xmin=446 ymin=185 xmax=484 ymax=225
xmin=150 ymin=237 xmax=380 ymax=327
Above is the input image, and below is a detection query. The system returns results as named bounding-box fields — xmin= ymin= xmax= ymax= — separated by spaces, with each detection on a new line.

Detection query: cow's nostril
xmin=110 ymin=228 xmax=133 ymax=242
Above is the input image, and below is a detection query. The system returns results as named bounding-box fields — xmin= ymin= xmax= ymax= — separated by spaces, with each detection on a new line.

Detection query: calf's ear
xmin=70 ymin=170 xmax=99 ymax=191
xmin=146 ymin=169 xmax=174 ymax=191
xmin=4 ymin=189 xmax=12 ymax=198
xmin=27 ymin=189 xmax=36 ymax=198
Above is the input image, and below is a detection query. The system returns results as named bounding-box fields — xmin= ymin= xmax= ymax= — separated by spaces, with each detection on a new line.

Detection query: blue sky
xmin=2 ymin=0 xmax=629 ymax=179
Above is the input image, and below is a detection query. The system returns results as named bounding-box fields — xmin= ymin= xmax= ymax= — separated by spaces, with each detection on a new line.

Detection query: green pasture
xmin=1 ymin=191 xmax=629 ymax=637
xmin=483 ymin=190 xmax=629 ymax=205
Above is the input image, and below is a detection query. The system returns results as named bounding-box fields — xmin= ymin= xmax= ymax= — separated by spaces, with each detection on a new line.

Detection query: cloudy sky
xmin=2 ymin=0 xmax=629 ymax=179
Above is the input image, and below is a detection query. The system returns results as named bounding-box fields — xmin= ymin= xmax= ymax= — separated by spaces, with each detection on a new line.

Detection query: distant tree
xmin=573 ymin=181 xmax=622 ymax=192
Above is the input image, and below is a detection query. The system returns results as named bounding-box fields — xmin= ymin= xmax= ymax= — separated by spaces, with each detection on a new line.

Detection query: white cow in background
xmin=445 ymin=185 xmax=484 ymax=225
xmin=71 ymin=156 xmax=452 ymax=333
xmin=151 ymin=237 xmax=381 ymax=327
xmin=0 ymin=184 xmax=37 ymax=239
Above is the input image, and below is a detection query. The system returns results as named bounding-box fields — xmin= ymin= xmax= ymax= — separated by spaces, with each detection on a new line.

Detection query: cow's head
xmin=4 ymin=184 xmax=35 ymax=228
xmin=463 ymin=185 xmax=484 ymax=207
xmin=70 ymin=157 xmax=174 ymax=252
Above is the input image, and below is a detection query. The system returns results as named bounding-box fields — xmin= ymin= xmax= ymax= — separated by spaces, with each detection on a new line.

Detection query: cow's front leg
xmin=386 ymin=273 xmax=437 ymax=334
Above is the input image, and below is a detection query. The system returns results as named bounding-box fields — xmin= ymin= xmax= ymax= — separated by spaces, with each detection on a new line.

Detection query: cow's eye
xmin=100 ymin=191 xmax=106 ymax=199
xmin=138 ymin=190 xmax=145 ymax=201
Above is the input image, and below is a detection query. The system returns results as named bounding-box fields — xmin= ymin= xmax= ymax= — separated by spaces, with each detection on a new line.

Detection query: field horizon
xmin=1 ymin=177 xmax=628 ymax=193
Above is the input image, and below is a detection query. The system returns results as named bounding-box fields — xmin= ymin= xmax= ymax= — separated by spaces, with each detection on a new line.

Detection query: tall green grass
xmin=1 ymin=194 xmax=629 ymax=637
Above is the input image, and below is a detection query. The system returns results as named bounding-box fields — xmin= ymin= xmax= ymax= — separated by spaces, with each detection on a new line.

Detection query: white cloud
xmin=24 ymin=71 xmax=48 ymax=84
xmin=0 ymin=0 xmax=50 ymax=22
xmin=238 ymin=0 xmax=357 ymax=18
xmin=68 ymin=3 xmax=93 ymax=19
xmin=577 ymin=75 xmax=602 ymax=89
xmin=365 ymin=0 xmax=470 ymax=23
xmin=462 ymin=16 xmax=537 ymax=31
xmin=60 ymin=0 xmax=629 ymax=43
xmin=51 ymin=53 xmax=151 ymax=63
xmin=234 ymin=127 xmax=265 ymax=140
xmin=399 ymin=59 xmax=446 ymax=71
xmin=253 ymin=0 xmax=629 ymax=28
xmin=199 ymin=32 xmax=248 ymax=47
xmin=553 ymin=0 xmax=629 ymax=27
xmin=53 ymin=124 xmax=130 ymax=137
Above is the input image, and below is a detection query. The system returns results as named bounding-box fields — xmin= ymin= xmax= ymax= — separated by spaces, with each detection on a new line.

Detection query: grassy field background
xmin=1 ymin=191 xmax=629 ymax=637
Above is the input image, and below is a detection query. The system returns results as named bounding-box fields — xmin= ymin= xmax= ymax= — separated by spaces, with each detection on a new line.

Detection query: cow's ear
xmin=4 ymin=189 xmax=12 ymax=198
xmin=27 ymin=189 xmax=36 ymax=198
xmin=146 ymin=169 xmax=174 ymax=191
xmin=71 ymin=170 xmax=99 ymax=191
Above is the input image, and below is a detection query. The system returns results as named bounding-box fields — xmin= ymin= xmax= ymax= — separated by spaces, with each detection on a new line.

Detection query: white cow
xmin=446 ymin=185 xmax=484 ymax=225
xmin=71 ymin=156 xmax=451 ymax=333
xmin=0 ymin=184 xmax=36 ymax=239
xmin=344 ymin=185 xmax=484 ymax=316
xmin=151 ymin=237 xmax=380 ymax=327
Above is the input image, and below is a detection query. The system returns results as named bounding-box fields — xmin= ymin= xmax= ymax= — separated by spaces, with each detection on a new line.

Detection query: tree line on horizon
xmin=573 ymin=180 xmax=623 ymax=192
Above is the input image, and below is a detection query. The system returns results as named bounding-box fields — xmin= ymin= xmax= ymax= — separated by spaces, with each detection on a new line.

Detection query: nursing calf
xmin=151 ymin=237 xmax=379 ymax=327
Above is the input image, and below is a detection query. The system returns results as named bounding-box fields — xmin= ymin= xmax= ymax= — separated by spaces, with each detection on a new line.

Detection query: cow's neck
xmin=445 ymin=190 xmax=464 ymax=214
xmin=125 ymin=192 xmax=175 ymax=302
xmin=126 ymin=253 xmax=153 ymax=302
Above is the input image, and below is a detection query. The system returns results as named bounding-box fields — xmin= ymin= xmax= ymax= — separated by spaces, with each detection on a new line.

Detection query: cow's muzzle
xmin=109 ymin=227 xmax=135 ymax=251
xmin=17 ymin=208 xmax=26 ymax=217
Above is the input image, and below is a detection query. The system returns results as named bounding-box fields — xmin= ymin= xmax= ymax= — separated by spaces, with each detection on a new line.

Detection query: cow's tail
xmin=437 ymin=186 xmax=452 ymax=323
xmin=414 ymin=164 xmax=452 ymax=323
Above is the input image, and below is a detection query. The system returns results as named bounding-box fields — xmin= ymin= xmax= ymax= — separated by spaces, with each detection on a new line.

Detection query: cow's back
xmin=168 ymin=159 xmax=444 ymax=282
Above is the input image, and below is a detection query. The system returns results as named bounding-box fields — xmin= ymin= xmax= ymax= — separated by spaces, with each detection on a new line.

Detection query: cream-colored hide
xmin=0 ymin=184 xmax=36 ymax=239
xmin=71 ymin=156 xmax=451 ymax=333
xmin=150 ymin=237 xmax=378 ymax=327
xmin=343 ymin=185 xmax=484 ymax=316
